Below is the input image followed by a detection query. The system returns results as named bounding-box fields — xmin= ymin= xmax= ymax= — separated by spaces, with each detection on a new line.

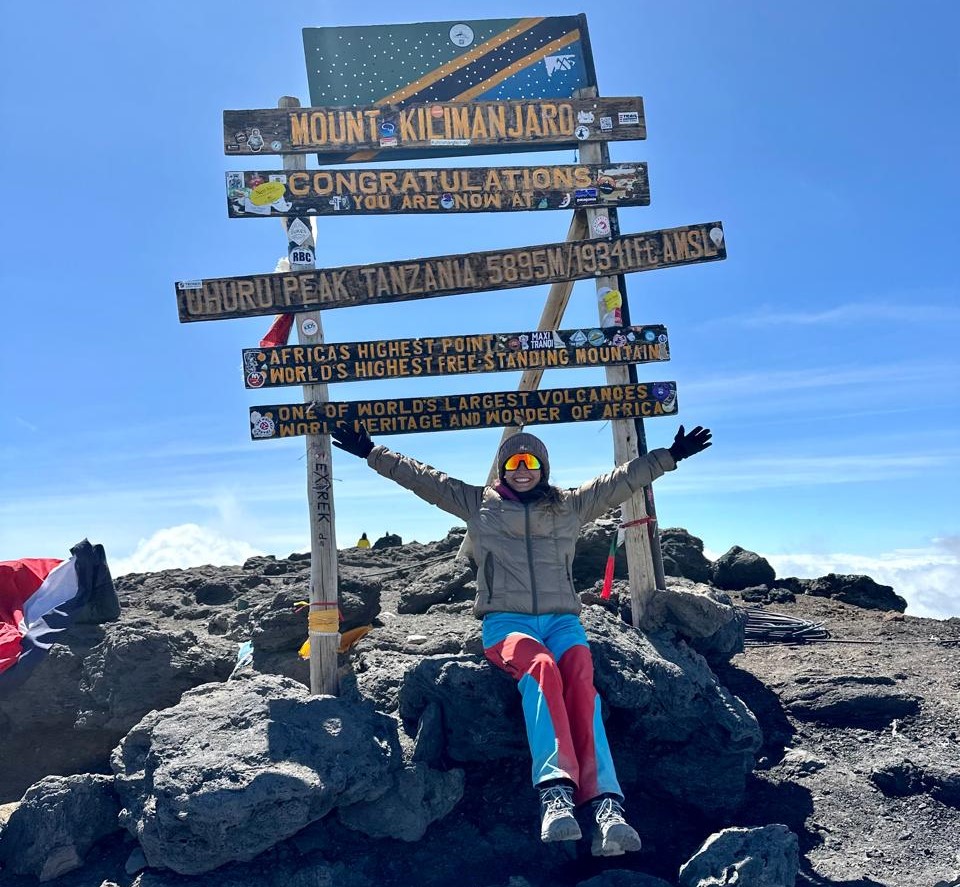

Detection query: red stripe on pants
xmin=485 ymin=635 xmax=602 ymax=804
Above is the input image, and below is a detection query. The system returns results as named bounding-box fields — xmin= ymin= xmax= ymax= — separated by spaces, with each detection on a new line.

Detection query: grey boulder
xmin=111 ymin=673 xmax=401 ymax=874
xmin=660 ymin=527 xmax=713 ymax=584
xmin=679 ymin=824 xmax=799 ymax=887
xmin=805 ymin=573 xmax=907 ymax=612
xmin=582 ymin=606 xmax=761 ymax=814
xmin=338 ymin=762 xmax=465 ymax=840
xmin=397 ymin=557 xmax=475 ymax=614
xmin=0 ymin=774 xmax=121 ymax=881
xmin=711 ymin=546 xmax=776 ymax=591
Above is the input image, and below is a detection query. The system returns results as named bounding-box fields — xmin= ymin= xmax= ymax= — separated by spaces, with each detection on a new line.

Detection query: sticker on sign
xmin=289 ymin=247 xmax=315 ymax=265
xmin=286 ymin=218 xmax=311 ymax=245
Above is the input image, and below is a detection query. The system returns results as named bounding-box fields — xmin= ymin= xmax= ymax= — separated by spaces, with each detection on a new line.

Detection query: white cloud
xmin=705 ymin=300 xmax=960 ymax=328
xmin=661 ymin=451 xmax=958 ymax=494
xmin=685 ymin=360 xmax=956 ymax=400
xmin=750 ymin=537 xmax=960 ymax=620
xmin=112 ymin=524 xmax=265 ymax=576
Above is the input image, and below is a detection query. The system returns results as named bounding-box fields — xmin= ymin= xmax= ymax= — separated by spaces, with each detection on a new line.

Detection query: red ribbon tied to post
xmin=600 ymin=517 xmax=656 ymax=600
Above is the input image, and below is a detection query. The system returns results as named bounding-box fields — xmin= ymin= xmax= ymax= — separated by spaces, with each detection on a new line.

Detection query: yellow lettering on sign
xmin=507 ymin=103 xmax=524 ymax=138
xmin=450 ymin=106 xmax=470 ymax=140
xmin=287 ymin=173 xmax=309 ymax=196
xmin=541 ymin=103 xmax=558 ymax=135
xmin=471 ymin=109 xmax=488 ymax=139
xmin=487 ymin=105 xmax=507 ymax=139
xmin=289 ymin=113 xmax=309 ymax=146
xmin=524 ymin=105 xmax=543 ymax=138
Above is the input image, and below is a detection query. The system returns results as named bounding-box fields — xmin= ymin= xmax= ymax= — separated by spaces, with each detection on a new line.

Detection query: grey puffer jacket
xmin=366 ymin=445 xmax=676 ymax=617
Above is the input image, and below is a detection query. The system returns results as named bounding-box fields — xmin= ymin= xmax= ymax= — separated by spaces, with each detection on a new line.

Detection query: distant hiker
xmin=331 ymin=422 xmax=712 ymax=855
xmin=356 ymin=533 xmax=370 ymax=549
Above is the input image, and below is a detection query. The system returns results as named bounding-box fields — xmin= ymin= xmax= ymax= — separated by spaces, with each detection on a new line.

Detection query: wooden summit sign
xmin=249 ymin=382 xmax=678 ymax=440
xmin=176 ymin=222 xmax=725 ymax=322
xmin=223 ymin=97 xmax=645 ymax=158
xmin=243 ymin=324 xmax=669 ymax=388
xmin=226 ymin=162 xmax=649 ymax=217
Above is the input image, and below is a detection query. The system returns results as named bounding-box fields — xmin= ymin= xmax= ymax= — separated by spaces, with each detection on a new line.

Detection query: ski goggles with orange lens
xmin=502 ymin=453 xmax=542 ymax=472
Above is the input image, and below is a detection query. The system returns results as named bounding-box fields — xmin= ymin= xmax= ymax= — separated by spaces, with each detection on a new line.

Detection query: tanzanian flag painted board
xmin=249 ymin=382 xmax=678 ymax=440
xmin=301 ymin=15 xmax=597 ymax=163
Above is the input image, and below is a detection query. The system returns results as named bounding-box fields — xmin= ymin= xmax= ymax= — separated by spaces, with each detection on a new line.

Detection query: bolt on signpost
xmin=176 ymin=16 xmax=726 ymax=694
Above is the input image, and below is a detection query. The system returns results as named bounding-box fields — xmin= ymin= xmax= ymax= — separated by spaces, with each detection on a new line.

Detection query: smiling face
xmin=503 ymin=456 xmax=542 ymax=493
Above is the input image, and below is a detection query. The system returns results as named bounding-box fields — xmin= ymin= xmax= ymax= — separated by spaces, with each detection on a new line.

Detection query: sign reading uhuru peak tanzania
xmin=176 ymin=223 xmax=725 ymax=322
xmin=226 ymin=162 xmax=649 ymax=218
xmin=223 ymin=97 xmax=644 ymax=159
xmin=301 ymin=16 xmax=593 ymax=162
xmin=242 ymin=325 xmax=670 ymax=388
xmin=249 ymin=382 xmax=679 ymax=440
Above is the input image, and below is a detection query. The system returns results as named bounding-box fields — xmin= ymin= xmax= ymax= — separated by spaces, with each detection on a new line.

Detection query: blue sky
xmin=1 ymin=2 xmax=957 ymax=617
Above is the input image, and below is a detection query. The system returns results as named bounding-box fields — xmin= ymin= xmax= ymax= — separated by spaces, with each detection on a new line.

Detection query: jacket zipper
xmin=525 ymin=504 xmax=539 ymax=614
xmin=485 ymin=553 xmax=494 ymax=604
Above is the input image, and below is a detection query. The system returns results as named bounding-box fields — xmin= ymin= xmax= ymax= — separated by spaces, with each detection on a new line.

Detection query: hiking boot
xmin=590 ymin=796 xmax=642 ymax=856
xmin=538 ymin=784 xmax=582 ymax=843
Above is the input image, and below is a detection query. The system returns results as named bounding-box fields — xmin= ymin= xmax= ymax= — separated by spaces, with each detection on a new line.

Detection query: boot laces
xmin=593 ymin=797 xmax=627 ymax=825
xmin=541 ymin=785 xmax=574 ymax=814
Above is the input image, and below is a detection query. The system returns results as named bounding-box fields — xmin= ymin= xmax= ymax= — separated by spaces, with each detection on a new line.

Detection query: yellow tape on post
xmin=308 ymin=609 xmax=339 ymax=634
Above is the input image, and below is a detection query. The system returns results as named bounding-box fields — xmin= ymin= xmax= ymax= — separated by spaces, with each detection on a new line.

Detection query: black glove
xmin=669 ymin=425 xmax=712 ymax=462
xmin=331 ymin=423 xmax=374 ymax=458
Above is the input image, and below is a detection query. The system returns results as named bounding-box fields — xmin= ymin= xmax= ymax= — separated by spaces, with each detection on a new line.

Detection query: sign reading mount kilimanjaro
xmin=223 ymin=97 xmax=645 ymax=159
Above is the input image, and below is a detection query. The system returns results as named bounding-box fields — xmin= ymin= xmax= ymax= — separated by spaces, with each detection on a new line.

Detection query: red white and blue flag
xmin=0 ymin=540 xmax=117 ymax=681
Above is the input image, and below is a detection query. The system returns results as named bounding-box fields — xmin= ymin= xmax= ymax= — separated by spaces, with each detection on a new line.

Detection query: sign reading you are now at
xmin=176 ymin=222 xmax=725 ymax=322
xmin=226 ymin=162 xmax=649 ymax=217
xmin=249 ymin=382 xmax=678 ymax=439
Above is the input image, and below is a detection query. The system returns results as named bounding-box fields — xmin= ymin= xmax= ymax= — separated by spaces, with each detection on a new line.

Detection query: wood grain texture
xmin=241 ymin=325 xmax=669 ymax=388
xmin=225 ymin=162 xmax=649 ymax=218
xmin=176 ymin=222 xmax=726 ymax=323
xmin=224 ymin=97 xmax=645 ymax=158
xmin=248 ymin=382 xmax=679 ymax=441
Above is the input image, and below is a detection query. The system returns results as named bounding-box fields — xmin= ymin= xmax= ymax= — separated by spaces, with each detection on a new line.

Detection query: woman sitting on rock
xmin=331 ymin=422 xmax=712 ymax=856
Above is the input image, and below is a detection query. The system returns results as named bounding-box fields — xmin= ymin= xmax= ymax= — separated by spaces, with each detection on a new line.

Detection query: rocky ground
xmin=1 ymin=524 xmax=958 ymax=887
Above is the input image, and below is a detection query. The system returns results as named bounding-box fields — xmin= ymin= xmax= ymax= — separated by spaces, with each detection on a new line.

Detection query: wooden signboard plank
xmin=249 ymin=382 xmax=678 ymax=441
xmin=176 ymin=222 xmax=726 ymax=323
xmin=223 ymin=97 xmax=645 ymax=158
xmin=226 ymin=163 xmax=650 ymax=218
xmin=242 ymin=324 xmax=669 ymax=388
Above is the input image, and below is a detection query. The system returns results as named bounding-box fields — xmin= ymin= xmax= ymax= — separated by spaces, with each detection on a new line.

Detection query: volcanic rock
xmin=678 ymin=824 xmax=799 ymax=887
xmin=711 ymin=546 xmax=776 ymax=591
xmin=805 ymin=573 xmax=907 ymax=612
xmin=111 ymin=673 xmax=402 ymax=874
xmin=660 ymin=527 xmax=713 ymax=584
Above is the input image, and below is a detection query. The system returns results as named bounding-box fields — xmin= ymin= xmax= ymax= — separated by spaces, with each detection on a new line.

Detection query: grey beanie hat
xmin=496 ymin=432 xmax=550 ymax=482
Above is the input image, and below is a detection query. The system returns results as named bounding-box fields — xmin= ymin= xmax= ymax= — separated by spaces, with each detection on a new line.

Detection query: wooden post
xmin=482 ymin=209 xmax=589 ymax=486
xmin=576 ymin=88 xmax=658 ymax=627
xmin=279 ymin=96 xmax=339 ymax=695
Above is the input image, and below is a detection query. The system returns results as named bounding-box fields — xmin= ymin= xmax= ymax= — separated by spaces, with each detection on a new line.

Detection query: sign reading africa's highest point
xmin=242 ymin=325 xmax=670 ymax=388
xmin=176 ymin=223 xmax=726 ymax=323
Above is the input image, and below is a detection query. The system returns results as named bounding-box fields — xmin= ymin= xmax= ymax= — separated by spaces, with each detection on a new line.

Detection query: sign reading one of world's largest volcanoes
xmin=249 ymin=382 xmax=678 ymax=440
